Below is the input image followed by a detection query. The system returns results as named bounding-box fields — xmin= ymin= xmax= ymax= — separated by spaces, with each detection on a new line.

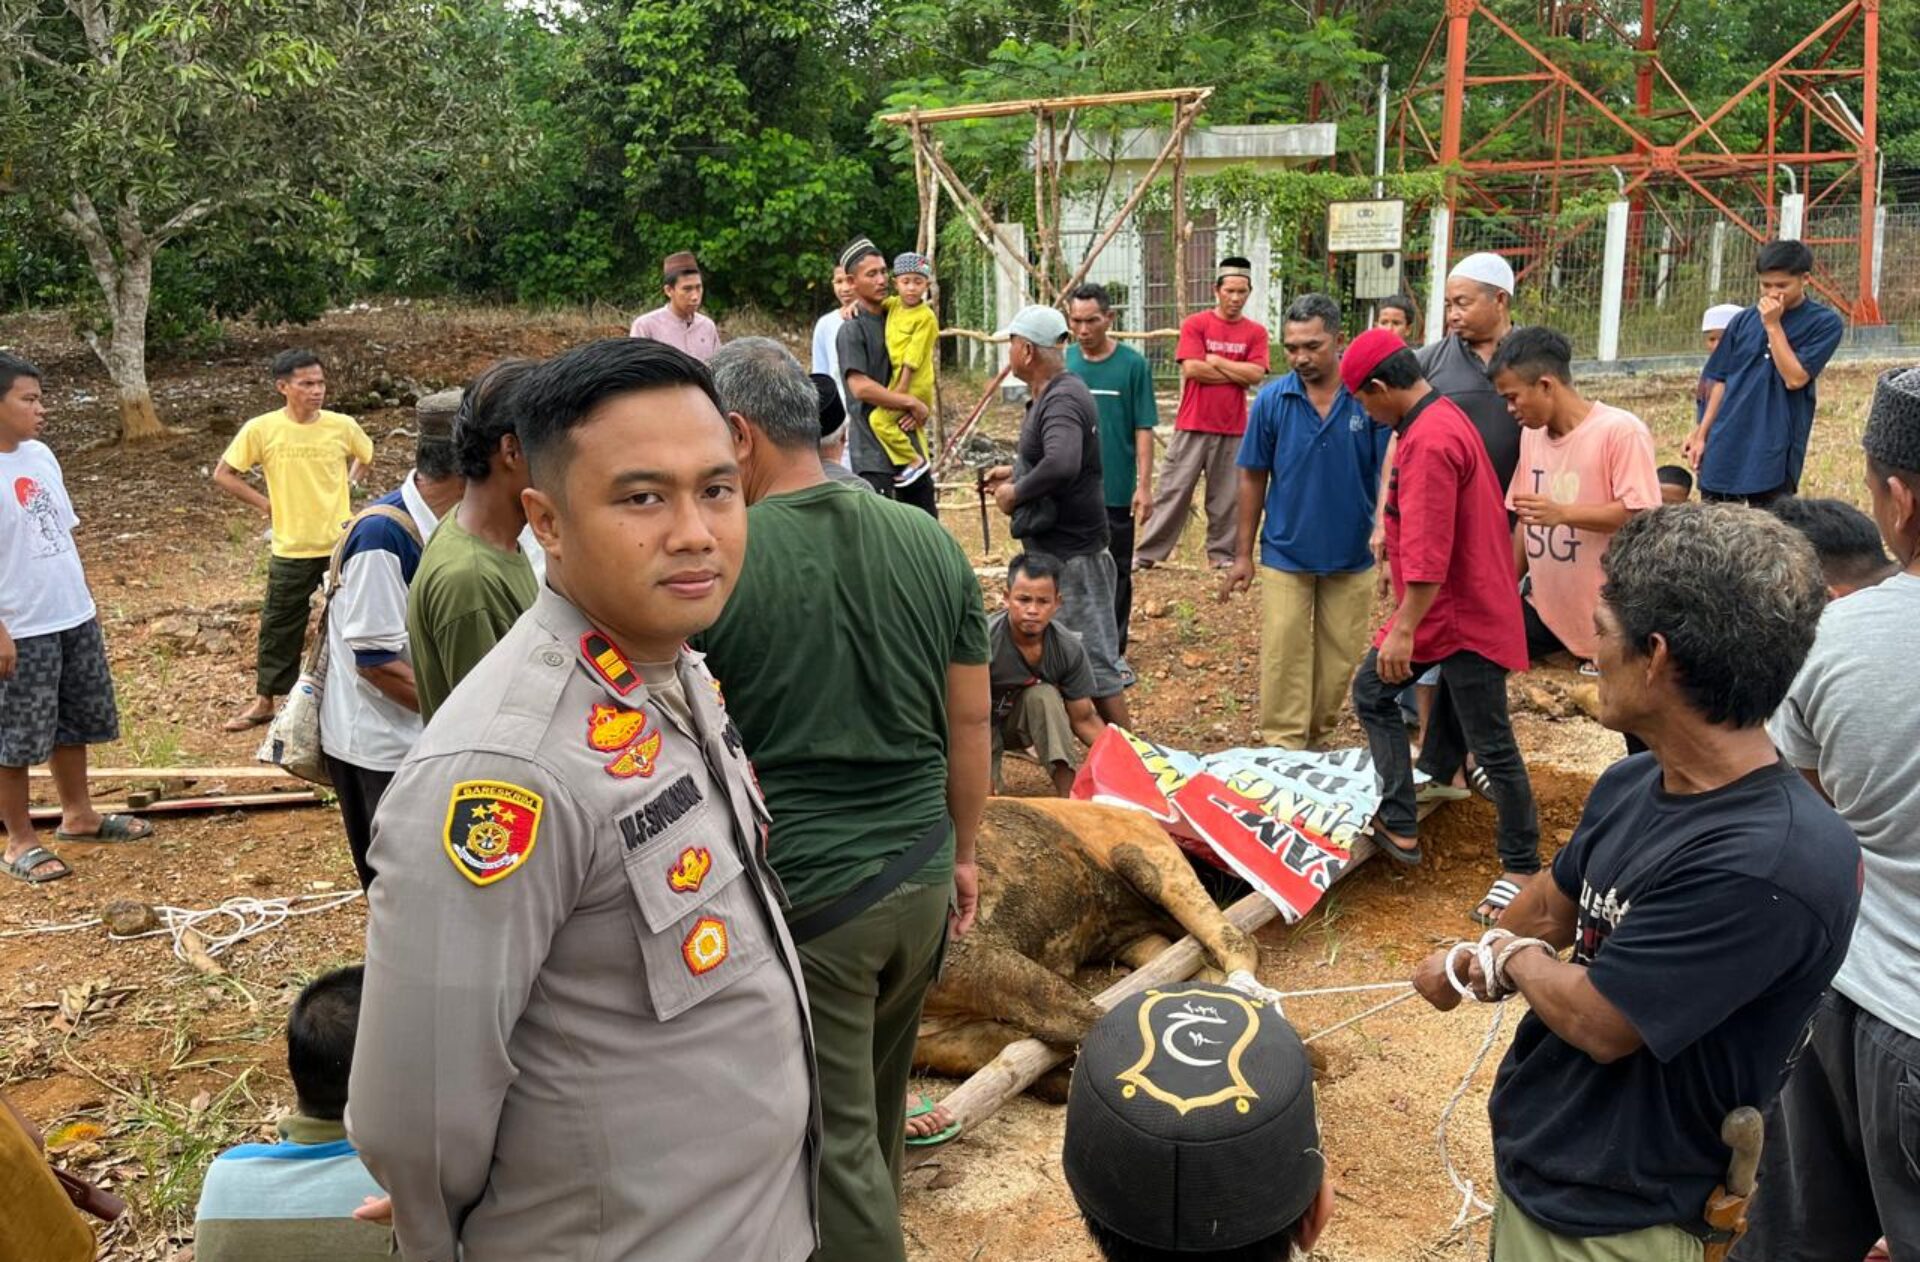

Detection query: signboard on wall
xmin=1326 ymin=199 xmax=1405 ymax=252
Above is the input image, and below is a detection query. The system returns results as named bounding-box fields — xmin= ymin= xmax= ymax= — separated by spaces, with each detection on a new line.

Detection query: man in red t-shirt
xmin=1340 ymin=328 xmax=1538 ymax=926
xmin=1134 ymin=257 xmax=1269 ymax=569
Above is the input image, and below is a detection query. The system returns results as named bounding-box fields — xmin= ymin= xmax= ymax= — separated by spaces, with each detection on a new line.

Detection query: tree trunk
xmin=103 ymin=250 xmax=165 ymax=442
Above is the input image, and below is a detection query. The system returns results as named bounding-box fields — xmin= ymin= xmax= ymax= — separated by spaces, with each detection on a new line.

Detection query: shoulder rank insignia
xmin=587 ymin=702 xmax=663 ymax=779
xmin=1116 ymin=987 xmax=1264 ymax=1117
xmin=580 ymin=630 xmax=639 ymax=696
xmin=442 ymin=780 xmax=543 ymax=886
xmin=667 ymin=846 xmax=711 ymax=894
xmin=682 ymin=916 xmax=729 ymax=975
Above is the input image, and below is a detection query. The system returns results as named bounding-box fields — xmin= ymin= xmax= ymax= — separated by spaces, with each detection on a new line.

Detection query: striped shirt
xmin=193 ymin=1115 xmax=391 ymax=1262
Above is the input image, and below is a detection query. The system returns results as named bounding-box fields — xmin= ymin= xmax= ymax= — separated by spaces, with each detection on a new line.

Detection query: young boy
xmin=870 ymin=252 xmax=938 ymax=487
xmin=193 ymin=967 xmax=390 ymax=1261
xmin=1694 ymin=303 xmax=1742 ymax=424
xmin=212 ymin=350 xmax=372 ymax=731
xmin=2 ymin=353 xmax=151 ymax=886
xmin=1657 ymin=463 xmax=1694 ymax=505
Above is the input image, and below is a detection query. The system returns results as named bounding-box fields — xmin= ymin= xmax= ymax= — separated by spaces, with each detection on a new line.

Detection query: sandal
xmin=1370 ymin=826 xmax=1423 ymax=867
xmin=905 ymin=1096 xmax=961 ymax=1149
xmin=1416 ymin=779 xmax=1472 ymax=805
xmin=55 ymin=813 xmax=154 ymax=843
xmin=223 ymin=709 xmax=273 ymax=732
xmin=1466 ymin=764 xmax=1495 ymax=800
xmin=4 ymin=846 xmax=73 ymax=885
xmin=1472 ymin=878 xmax=1524 ymax=927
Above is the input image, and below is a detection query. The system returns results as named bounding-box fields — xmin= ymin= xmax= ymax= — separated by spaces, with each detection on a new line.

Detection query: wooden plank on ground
xmin=29 ymin=765 xmax=295 ymax=782
xmin=25 ymin=790 xmax=322 ymax=825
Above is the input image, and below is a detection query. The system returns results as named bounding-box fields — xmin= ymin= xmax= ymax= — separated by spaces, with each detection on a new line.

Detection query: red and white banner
xmin=1071 ymin=727 xmax=1387 ymax=922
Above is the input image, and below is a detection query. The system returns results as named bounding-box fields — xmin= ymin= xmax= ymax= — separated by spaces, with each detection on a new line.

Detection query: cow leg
xmin=915 ymin=1019 xmax=1029 ymax=1078
xmin=931 ymin=939 xmax=1104 ymax=1046
xmin=1106 ymin=841 xmax=1261 ymax=977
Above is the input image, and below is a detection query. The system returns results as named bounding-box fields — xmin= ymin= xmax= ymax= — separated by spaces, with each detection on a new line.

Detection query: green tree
xmin=0 ymin=1 xmax=484 ymax=439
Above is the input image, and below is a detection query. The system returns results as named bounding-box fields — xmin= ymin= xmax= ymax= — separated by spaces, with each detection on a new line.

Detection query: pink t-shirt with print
xmin=1506 ymin=401 xmax=1660 ymax=660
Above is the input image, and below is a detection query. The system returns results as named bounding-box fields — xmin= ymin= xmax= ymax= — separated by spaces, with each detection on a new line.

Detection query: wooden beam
xmin=1052 ymin=98 xmax=1206 ymax=305
xmin=880 ymin=87 xmax=1211 ymax=126
xmin=29 ymin=765 xmax=298 ymax=781
xmin=27 ymin=790 xmax=323 ymax=823
xmin=924 ymin=140 xmax=1045 ymax=294
xmin=1172 ymin=123 xmax=1190 ymax=327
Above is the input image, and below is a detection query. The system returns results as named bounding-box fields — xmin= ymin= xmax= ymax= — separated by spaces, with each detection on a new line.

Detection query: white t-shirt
xmin=0 ymin=440 xmax=96 ymax=638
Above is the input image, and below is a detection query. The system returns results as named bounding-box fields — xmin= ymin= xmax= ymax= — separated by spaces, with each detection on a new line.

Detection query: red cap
xmin=1340 ymin=326 xmax=1411 ymax=394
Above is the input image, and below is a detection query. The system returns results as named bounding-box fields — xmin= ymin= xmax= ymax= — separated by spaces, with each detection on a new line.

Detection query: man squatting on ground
xmin=1220 ymin=292 xmax=1390 ymax=751
xmin=1733 ymin=365 xmax=1920 ymax=1260
xmin=2 ymin=351 xmax=151 ymax=887
xmin=988 ymin=304 xmax=1133 ymax=728
xmin=697 ymin=336 xmax=989 ymax=1262
xmin=212 ymin=349 xmax=372 ymax=732
xmin=349 ymin=339 xmax=819 ymax=1262
xmin=1414 ymin=503 xmax=1860 ymax=1260
xmin=1341 ymin=327 xmax=1541 ymax=928
xmin=988 ymin=552 xmax=1107 ymax=796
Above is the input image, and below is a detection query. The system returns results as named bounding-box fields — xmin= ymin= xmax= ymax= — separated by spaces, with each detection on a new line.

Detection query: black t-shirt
xmin=987 ymin=610 xmax=1097 ymax=719
xmin=1489 ymin=755 xmax=1860 ymax=1236
xmin=837 ymin=309 xmax=892 ymax=477
xmin=1014 ymin=372 xmax=1109 ymax=557
xmin=1419 ymin=334 xmax=1521 ymax=495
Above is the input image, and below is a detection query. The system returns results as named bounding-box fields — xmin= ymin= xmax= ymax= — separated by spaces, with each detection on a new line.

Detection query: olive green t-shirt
xmin=692 ymin=480 xmax=990 ymax=910
xmin=405 ymin=512 xmax=539 ymax=722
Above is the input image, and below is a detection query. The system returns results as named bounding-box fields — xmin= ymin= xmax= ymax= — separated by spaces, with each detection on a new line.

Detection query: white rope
xmin=0 ymin=892 xmax=364 ymax=962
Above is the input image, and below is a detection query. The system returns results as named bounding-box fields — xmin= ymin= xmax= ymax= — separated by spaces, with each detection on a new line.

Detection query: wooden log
xmin=27 ymin=790 xmax=322 ymax=824
xmin=880 ymin=87 xmax=1211 ymax=126
xmin=29 ymin=765 xmax=298 ymax=781
xmin=938 ymin=327 xmax=1178 ymax=343
xmin=926 ymin=142 xmax=1044 ymax=294
xmin=1052 ymin=98 xmax=1207 ymax=305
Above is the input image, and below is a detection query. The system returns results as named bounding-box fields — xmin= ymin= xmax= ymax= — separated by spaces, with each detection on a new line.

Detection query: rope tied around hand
xmin=1445 ymin=927 xmax=1557 ymax=1003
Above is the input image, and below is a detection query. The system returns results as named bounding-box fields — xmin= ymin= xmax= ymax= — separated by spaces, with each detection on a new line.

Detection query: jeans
xmin=1352 ymin=647 xmax=1540 ymax=874
xmin=1106 ymin=505 xmax=1135 ymax=654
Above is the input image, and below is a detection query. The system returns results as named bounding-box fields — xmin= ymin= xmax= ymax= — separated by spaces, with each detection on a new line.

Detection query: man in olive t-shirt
xmin=696 ymin=337 xmax=990 ymax=1262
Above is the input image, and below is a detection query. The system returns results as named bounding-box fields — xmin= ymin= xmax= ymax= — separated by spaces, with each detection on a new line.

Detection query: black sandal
xmin=4 ymin=846 xmax=73 ymax=885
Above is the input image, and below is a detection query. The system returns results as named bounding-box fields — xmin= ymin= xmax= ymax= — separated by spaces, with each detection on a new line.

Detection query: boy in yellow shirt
xmin=212 ymin=349 xmax=372 ymax=730
xmin=871 ymin=252 xmax=939 ymax=486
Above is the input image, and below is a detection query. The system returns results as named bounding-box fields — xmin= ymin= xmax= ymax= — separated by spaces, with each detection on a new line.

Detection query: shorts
xmin=0 ymin=619 xmax=120 ymax=767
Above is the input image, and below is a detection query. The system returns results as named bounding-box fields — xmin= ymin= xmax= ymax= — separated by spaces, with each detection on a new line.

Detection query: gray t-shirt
xmin=988 ymin=610 xmax=1097 ymax=719
xmin=1769 ymin=570 xmax=1920 ymax=1033
xmin=836 ymin=308 xmax=892 ymax=477
xmin=1419 ymin=333 xmax=1521 ymax=494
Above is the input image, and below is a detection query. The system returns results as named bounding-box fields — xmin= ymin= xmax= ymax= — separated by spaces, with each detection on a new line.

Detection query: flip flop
xmin=1416 ymin=780 xmax=1472 ymax=805
xmin=1371 ymin=826 xmax=1423 ymax=867
xmin=1466 ymin=764 xmax=1495 ymax=801
xmin=223 ymin=711 xmax=273 ymax=732
xmin=4 ymin=846 xmax=73 ymax=885
xmin=1472 ymin=878 xmax=1524 ymax=927
xmin=55 ymin=813 xmax=154 ymax=843
xmin=904 ymin=1094 xmax=962 ymax=1148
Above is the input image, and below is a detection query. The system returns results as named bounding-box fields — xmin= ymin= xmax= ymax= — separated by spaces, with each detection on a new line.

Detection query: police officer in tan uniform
xmin=348 ymin=339 xmax=819 ymax=1262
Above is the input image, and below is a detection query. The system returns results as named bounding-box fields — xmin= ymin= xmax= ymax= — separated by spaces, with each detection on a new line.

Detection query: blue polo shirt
xmin=1236 ymin=372 xmax=1390 ymax=574
xmin=1699 ymin=299 xmax=1844 ymax=495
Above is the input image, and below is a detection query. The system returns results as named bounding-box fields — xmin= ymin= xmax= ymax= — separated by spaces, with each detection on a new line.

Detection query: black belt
xmin=785 ymin=815 xmax=951 ymax=945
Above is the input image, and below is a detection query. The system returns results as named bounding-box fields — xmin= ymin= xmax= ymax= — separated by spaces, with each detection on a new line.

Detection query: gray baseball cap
xmin=999 ymin=304 xmax=1069 ymax=347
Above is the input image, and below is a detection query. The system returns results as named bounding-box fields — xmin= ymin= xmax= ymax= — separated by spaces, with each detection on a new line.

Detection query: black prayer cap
xmin=1863 ymin=365 xmax=1920 ymax=474
xmin=1063 ymin=983 xmax=1323 ymax=1253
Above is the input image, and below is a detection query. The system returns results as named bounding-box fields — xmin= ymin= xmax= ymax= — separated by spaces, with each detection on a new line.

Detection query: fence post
xmin=1780 ymin=194 xmax=1805 ymax=241
xmin=1656 ymin=223 xmax=1673 ymax=310
xmin=1425 ymin=206 xmax=1450 ymax=346
xmin=1873 ymin=204 xmax=1886 ymax=300
xmin=1708 ymin=220 xmax=1727 ymax=299
xmin=1598 ymin=200 xmax=1630 ymax=362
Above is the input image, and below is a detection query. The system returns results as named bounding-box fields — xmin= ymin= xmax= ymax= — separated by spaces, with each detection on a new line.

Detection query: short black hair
xmin=0 ymin=351 xmax=42 ymax=400
xmin=1082 ymin=1213 xmax=1301 ymax=1262
xmin=1488 ymin=325 xmax=1574 ymax=384
xmin=515 ymin=338 xmax=723 ymax=490
xmin=1007 ymin=552 xmax=1062 ymax=589
xmin=1283 ymin=293 xmax=1341 ymax=336
xmin=288 ymin=965 xmax=363 ymax=1121
xmin=1756 ymin=239 xmax=1815 ymax=276
xmin=1379 ymin=294 xmax=1416 ymax=322
xmin=1769 ymin=496 xmax=1896 ymax=589
xmin=453 ymin=358 xmax=538 ymax=483
xmin=1657 ymin=464 xmax=1694 ymax=493
xmin=415 ymin=432 xmax=459 ymax=481
xmin=1068 ymin=283 xmax=1113 ymax=313
xmin=271 ymin=349 xmax=323 ymax=381
xmin=1367 ymin=346 xmax=1423 ymax=390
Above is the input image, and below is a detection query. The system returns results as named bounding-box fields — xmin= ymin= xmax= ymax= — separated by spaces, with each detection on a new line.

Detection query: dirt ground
xmin=0 ymin=305 xmax=1890 ymax=1260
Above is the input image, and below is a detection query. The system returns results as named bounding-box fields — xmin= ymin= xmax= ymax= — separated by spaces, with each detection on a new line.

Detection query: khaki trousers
xmin=1257 ymin=566 xmax=1374 ymax=749
xmin=1492 ymin=1197 xmax=1704 ymax=1261
xmin=1135 ymin=430 xmax=1241 ymax=567
xmin=991 ymin=683 xmax=1080 ymax=784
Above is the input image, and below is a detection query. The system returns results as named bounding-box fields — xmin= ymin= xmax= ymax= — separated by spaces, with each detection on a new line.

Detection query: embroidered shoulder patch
xmin=682 ymin=916 xmax=729 ymax=975
xmin=442 ymin=780 xmax=543 ymax=886
xmin=587 ymin=702 xmax=663 ymax=779
xmin=581 ymin=630 xmax=639 ymax=695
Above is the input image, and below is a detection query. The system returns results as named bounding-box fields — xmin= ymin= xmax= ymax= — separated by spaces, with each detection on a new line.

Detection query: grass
xmin=118 ymin=711 xmax=185 ymax=768
xmin=118 ymin=1068 xmax=264 ymax=1232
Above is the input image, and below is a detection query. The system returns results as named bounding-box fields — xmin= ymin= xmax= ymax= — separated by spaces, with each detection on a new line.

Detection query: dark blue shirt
xmin=1489 ymin=756 xmax=1860 ymax=1237
xmin=1699 ymin=299 xmax=1844 ymax=495
xmin=337 ymin=487 xmax=426 ymax=669
xmin=1234 ymin=373 xmax=1389 ymax=574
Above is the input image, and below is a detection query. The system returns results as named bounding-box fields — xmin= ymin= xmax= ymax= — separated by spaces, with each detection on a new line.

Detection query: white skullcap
xmin=1448 ymin=252 xmax=1515 ymax=295
xmin=1700 ymin=303 xmax=1743 ymax=332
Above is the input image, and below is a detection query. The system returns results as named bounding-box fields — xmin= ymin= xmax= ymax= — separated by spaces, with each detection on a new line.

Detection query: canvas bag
xmin=259 ymin=504 xmax=422 ymax=786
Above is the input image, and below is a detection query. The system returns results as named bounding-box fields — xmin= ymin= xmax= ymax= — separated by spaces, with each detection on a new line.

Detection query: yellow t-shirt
xmin=221 ymin=408 xmax=373 ymax=558
xmin=883 ymin=296 xmax=938 ymax=406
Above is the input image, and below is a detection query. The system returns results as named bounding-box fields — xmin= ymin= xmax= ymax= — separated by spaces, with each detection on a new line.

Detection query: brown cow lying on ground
xmin=915 ymin=796 xmax=1266 ymax=1099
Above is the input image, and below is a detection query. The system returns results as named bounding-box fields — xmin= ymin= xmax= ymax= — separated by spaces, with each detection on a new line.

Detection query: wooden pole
xmin=1172 ymin=119 xmax=1190 ymax=326
xmin=1033 ymin=110 xmax=1052 ymax=299
xmin=1053 ymin=97 xmax=1205 ymax=305
xmin=912 ymin=119 xmax=933 ymax=257
xmin=934 ymin=364 xmax=1013 ymax=474
xmin=926 ymin=141 xmax=1045 ymax=293
xmin=881 ymin=86 xmax=1212 ymax=126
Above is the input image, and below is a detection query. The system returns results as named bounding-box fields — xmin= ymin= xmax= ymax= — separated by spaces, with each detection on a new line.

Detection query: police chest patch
xmin=682 ymin=916 xmax=729 ymax=974
xmin=667 ymin=846 xmax=711 ymax=894
xmin=587 ymin=702 xmax=663 ymax=779
xmin=443 ymin=780 xmax=543 ymax=886
xmin=616 ymin=773 xmax=702 ymax=853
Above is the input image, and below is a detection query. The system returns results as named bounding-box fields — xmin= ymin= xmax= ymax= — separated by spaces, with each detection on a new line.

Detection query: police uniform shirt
xmin=347 ymin=585 xmax=820 ymax=1262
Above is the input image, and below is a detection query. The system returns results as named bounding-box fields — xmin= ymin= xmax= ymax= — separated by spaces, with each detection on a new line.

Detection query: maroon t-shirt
xmin=1377 ymin=392 xmax=1527 ymax=672
xmin=1173 ymin=310 xmax=1269 ymax=436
